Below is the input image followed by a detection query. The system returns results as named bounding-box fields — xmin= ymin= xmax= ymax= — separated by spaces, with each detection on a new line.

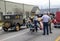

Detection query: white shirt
xmin=42 ymin=15 xmax=51 ymax=22
xmin=33 ymin=16 xmax=38 ymax=20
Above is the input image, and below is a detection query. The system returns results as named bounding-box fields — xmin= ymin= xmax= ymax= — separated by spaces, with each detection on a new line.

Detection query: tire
xmin=3 ymin=27 xmax=8 ymax=32
xmin=54 ymin=26 xmax=57 ymax=28
xmin=15 ymin=25 xmax=20 ymax=31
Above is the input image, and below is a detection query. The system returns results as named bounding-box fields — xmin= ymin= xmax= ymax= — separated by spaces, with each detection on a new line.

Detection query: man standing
xmin=42 ymin=12 xmax=51 ymax=35
xmin=33 ymin=14 xmax=38 ymax=32
xmin=23 ymin=18 xmax=25 ymax=26
xmin=48 ymin=13 xmax=53 ymax=33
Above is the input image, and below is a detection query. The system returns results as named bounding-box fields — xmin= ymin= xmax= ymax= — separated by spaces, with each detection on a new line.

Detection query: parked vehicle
xmin=2 ymin=15 xmax=24 ymax=32
xmin=53 ymin=11 xmax=60 ymax=28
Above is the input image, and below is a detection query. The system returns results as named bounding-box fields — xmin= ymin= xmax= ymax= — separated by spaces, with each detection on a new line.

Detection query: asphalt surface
xmin=0 ymin=24 xmax=60 ymax=41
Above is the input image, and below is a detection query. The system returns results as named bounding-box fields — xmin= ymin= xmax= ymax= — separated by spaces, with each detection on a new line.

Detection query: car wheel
xmin=16 ymin=25 xmax=20 ymax=31
xmin=54 ymin=26 xmax=57 ymax=28
xmin=3 ymin=27 xmax=8 ymax=32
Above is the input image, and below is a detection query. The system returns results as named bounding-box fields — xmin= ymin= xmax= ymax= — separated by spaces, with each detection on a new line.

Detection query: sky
xmin=6 ymin=0 xmax=60 ymax=9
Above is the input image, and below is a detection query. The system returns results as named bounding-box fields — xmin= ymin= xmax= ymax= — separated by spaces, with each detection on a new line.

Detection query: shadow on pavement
xmin=0 ymin=28 xmax=26 ymax=35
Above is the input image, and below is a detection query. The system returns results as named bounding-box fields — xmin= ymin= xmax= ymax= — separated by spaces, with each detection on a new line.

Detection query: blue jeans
xmin=34 ymin=20 xmax=38 ymax=32
xmin=43 ymin=22 xmax=49 ymax=35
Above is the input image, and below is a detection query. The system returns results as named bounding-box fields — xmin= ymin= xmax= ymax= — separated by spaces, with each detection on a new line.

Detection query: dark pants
xmin=43 ymin=22 xmax=49 ymax=35
xmin=34 ymin=20 xmax=38 ymax=32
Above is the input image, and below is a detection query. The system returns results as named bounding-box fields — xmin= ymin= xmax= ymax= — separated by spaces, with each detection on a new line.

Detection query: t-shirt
xmin=33 ymin=16 xmax=38 ymax=20
xmin=41 ymin=15 xmax=51 ymax=22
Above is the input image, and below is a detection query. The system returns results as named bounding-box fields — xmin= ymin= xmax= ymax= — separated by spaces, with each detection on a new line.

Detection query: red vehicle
xmin=53 ymin=11 xmax=60 ymax=28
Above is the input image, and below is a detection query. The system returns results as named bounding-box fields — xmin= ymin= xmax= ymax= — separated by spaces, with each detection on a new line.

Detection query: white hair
xmin=44 ymin=11 xmax=47 ymax=15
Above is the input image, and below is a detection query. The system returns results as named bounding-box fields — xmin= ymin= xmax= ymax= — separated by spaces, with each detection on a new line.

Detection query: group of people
xmin=27 ymin=12 xmax=53 ymax=35
xmin=42 ymin=12 xmax=52 ymax=35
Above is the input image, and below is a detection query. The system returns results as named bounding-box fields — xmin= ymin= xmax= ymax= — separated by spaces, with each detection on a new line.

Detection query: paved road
xmin=0 ymin=27 xmax=60 ymax=41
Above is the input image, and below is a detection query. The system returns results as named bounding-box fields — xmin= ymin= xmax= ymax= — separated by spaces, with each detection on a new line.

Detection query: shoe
xmin=47 ymin=34 xmax=49 ymax=35
xmin=42 ymin=34 xmax=45 ymax=35
xmin=50 ymin=32 xmax=52 ymax=33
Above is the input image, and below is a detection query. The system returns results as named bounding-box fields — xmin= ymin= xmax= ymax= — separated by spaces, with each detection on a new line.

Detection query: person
xmin=29 ymin=18 xmax=34 ymax=32
xmin=37 ymin=15 xmax=43 ymax=30
xmin=47 ymin=12 xmax=53 ymax=33
xmin=33 ymin=14 xmax=38 ymax=32
xmin=41 ymin=12 xmax=51 ymax=35
xmin=26 ymin=17 xmax=31 ymax=28
xmin=23 ymin=18 xmax=25 ymax=26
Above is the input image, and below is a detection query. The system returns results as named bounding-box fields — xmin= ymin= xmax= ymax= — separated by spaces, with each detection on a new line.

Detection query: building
xmin=0 ymin=0 xmax=5 ymax=21
xmin=0 ymin=0 xmax=40 ymax=21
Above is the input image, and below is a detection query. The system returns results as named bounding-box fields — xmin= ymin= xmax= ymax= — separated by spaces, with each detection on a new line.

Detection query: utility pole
xmin=4 ymin=0 xmax=6 ymax=14
xmin=23 ymin=3 xmax=24 ymax=19
xmin=49 ymin=0 xmax=50 ymax=12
